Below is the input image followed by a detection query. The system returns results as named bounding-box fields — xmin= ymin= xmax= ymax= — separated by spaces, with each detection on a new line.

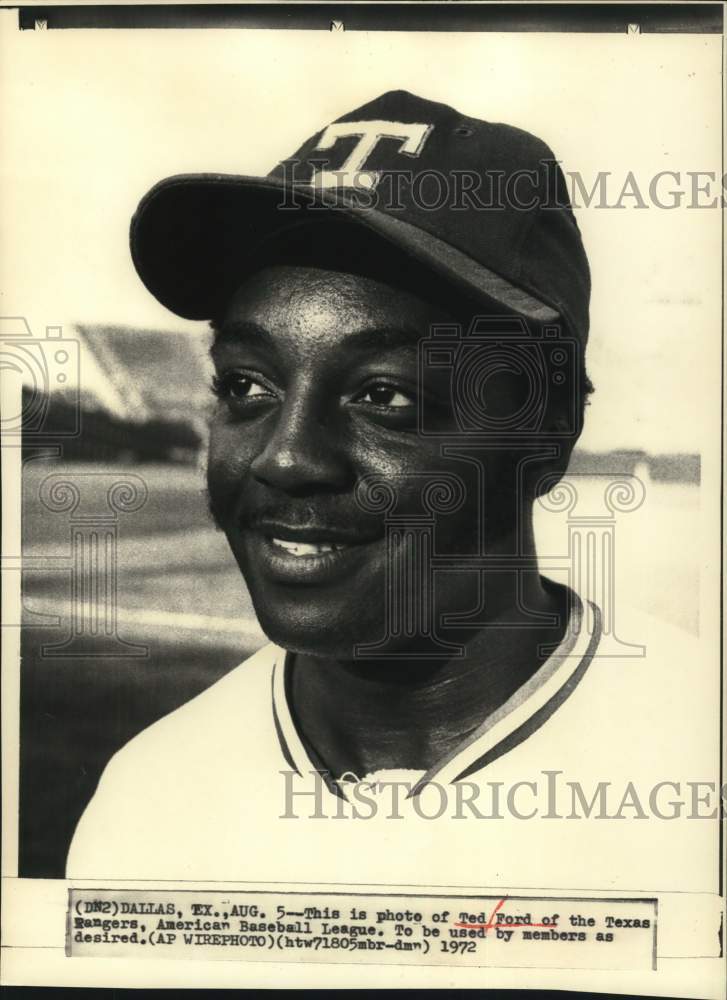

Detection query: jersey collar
xmin=271 ymin=586 xmax=602 ymax=798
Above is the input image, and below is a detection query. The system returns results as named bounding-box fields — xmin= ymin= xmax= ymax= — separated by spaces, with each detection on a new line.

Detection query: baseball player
xmin=67 ymin=92 xmax=715 ymax=891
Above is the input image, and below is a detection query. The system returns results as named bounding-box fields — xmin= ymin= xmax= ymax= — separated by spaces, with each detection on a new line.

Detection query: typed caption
xmin=68 ymin=889 xmax=657 ymax=970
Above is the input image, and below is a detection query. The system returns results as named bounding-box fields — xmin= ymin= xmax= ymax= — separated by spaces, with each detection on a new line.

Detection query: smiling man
xmin=66 ymin=92 xmax=709 ymax=885
xmin=202 ymin=216 xmax=591 ymax=784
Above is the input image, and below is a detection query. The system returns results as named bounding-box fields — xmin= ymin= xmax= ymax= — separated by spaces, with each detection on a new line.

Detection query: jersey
xmin=67 ymin=585 xmax=719 ymax=895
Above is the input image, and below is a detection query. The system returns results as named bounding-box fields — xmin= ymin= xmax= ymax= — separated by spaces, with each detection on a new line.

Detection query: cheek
xmin=377 ymin=450 xmax=517 ymax=552
xmin=206 ymin=416 xmax=258 ymax=514
xmin=349 ymin=426 xmax=446 ymax=481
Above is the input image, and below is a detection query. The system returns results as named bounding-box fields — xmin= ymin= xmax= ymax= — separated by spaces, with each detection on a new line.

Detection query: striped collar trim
xmin=272 ymin=652 xmax=345 ymax=798
xmin=272 ymin=588 xmax=602 ymax=798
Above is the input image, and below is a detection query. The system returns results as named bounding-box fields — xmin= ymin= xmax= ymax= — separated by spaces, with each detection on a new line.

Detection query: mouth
xmin=269 ymin=537 xmax=350 ymax=557
xmin=240 ymin=521 xmax=383 ymax=586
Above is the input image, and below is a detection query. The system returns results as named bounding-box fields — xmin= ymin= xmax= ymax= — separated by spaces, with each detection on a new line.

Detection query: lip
xmin=242 ymin=528 xmax=383 ymax=586
xmin=248 ymin=520 xmax=378 ymax=546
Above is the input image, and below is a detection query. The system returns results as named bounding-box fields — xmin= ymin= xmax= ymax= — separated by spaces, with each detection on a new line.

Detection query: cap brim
xmin=131 ymin=174 xmax=559 ymax=324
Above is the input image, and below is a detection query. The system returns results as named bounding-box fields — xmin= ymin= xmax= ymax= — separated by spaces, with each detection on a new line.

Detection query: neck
xmin=289 ymin=567 xmax=570 ymax=780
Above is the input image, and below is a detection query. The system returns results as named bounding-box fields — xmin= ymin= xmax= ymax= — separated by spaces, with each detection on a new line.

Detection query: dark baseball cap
xmin=131 ymin=90 xmax=590 ymax=342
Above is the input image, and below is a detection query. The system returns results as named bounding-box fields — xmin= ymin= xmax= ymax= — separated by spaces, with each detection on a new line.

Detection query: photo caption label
xmin=67 ymin=889 xmax=657 ymax=969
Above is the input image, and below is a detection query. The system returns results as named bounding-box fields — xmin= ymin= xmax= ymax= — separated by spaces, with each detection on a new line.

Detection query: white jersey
xmin=67 ymin=588 xmax=719 ymax=893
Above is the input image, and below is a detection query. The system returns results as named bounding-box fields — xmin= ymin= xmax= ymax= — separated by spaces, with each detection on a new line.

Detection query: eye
xmin=211 ymin=371 xmax=277 ymax=403
xmin=353 ymin=383 xmax=416 ymax=409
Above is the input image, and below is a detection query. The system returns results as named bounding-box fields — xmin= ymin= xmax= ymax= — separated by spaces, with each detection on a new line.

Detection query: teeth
xmin=271 ymin=538 xmax=344 ymax=557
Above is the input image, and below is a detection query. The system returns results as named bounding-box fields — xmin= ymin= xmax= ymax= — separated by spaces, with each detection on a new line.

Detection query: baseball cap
xmin=131 ymin=90 xmax=590 ymax=343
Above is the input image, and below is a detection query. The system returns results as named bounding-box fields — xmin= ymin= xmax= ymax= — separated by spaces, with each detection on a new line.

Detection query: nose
xmin=250 ymin=391 xmax=352 ymax=494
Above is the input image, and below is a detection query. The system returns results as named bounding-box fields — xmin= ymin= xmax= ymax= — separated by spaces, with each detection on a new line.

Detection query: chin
xmin=252 ymin=598 xmax=378 ymax=660
xmin=236 ymin=534 xmax=391 ymax=660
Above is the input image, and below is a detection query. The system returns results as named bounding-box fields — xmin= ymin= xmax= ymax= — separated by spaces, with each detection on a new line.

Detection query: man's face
xmin=207 ymin=262 xmax=525 ymax=659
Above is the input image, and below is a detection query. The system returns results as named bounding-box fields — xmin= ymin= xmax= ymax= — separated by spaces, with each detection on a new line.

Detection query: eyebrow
xmin=210 ymin=319 xmax=426 ymax=356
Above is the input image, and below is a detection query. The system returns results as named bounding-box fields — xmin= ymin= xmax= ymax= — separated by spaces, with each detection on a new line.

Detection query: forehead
xmin=214 ymin=263 xmax=454 ymax=357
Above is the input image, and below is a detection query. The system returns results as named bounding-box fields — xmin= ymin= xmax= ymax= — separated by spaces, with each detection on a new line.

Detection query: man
xmin=67 ymin=92 xmax=713 ymax=889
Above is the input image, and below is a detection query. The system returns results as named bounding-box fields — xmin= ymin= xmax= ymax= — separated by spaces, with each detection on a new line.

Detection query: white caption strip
xmin=68 ymin=888 xmax=657 ymax=970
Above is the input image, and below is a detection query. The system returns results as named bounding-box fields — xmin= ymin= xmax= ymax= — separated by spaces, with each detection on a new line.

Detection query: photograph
xmin=1 ymin=2 xmax=724 ymax=994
